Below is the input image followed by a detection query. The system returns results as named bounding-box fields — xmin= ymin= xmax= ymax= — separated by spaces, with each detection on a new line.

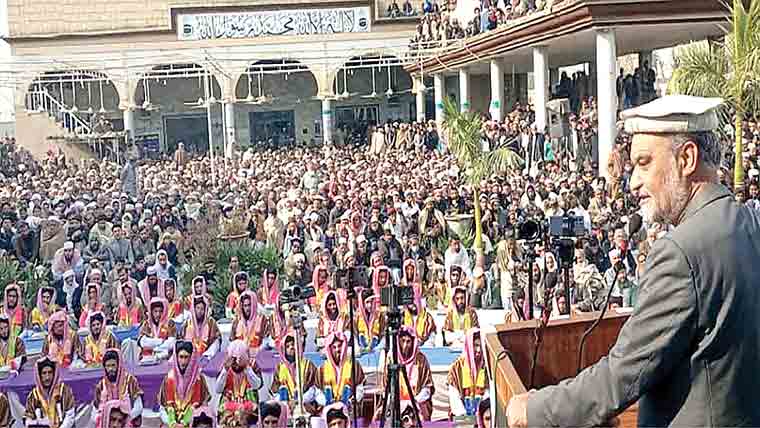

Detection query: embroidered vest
xmin=460 ymin=362 xmax=487 ymax=398
xmin=165 ymin=372 xmax=203 ymax=425
xmin=321 ymin=359 xmax=353 ymax=404
xmin=118 ymin=305 xmax=141 ymax=327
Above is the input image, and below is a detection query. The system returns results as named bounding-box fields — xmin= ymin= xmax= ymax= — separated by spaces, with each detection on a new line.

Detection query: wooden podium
xmin=485 ymin=311 xmax=639 ymax=427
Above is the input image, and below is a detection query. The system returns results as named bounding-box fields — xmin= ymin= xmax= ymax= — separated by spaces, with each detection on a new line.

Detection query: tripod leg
xmin=378 ymin=361 xmax=395 ymax=428
xmin=399 ymin=362 xmax=424 ymax=428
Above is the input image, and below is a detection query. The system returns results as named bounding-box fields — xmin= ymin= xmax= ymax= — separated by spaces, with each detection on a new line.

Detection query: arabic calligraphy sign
xmin=177 ymin=7 xmax=371 ymax=40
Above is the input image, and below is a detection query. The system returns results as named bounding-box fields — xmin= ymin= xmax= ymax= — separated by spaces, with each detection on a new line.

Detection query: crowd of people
xmin=0 ymin=95 xmax=758 ymax=427
xmin=408 ymin=0 xmax=552 ymax=51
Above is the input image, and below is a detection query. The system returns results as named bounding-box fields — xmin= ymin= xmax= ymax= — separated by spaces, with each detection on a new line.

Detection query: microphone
xmin=628 ymin=213 xmax=643 ymax=237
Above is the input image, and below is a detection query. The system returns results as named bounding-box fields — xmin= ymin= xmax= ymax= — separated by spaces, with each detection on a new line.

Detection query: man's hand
xmin=507 ymin=392 xmax=530 ymax=428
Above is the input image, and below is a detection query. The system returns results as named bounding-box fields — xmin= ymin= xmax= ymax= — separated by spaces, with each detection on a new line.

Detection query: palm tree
xmin=442 ymin=98 xmax=523 ymax=262
xmin=668 ymin=0 xmax=760 ymax=190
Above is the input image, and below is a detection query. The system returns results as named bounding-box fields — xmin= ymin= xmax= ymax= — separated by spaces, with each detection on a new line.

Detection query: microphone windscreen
xmin=628 ymin=213 xmax=643 ymax=236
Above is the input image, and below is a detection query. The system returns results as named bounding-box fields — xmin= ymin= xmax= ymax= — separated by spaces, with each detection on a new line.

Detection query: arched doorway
xmin=331 ymin=55 xmax=415 ymax=141
xmin=134 ymin=63 xmax=222 ymax=156
xmin=235 ymin=59 xmax=319 ymax=147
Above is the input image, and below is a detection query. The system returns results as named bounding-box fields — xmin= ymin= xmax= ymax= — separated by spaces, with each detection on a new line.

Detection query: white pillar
xmin=489 ymin=59 xmax=504 ymax=121
xmin=415 ymin=77 xmax=427 ymax=122
xmin=596 ymin=29 xmax=618 ymax=180
xmin=322 ymin=98 xmax=334 ymax=145
xmin=532 ymin=46 xmax=549 ymax=132
xmin=459 ymin=68 xmax=470 ymax=112
xmin=224 ymin=102 xmax=236 ymax=157
xmin=434 ymin=74 xmax=446 ymax=127
xmin=123 ymin=108 xmax=135 ymax=140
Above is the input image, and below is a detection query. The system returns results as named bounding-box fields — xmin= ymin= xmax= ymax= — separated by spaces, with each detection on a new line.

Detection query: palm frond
xmin=668 ymin=41 xmax=730 ymax=101
xmin=480 ymin=147 xmax=524 ymax=178
xmin=442 ymin=97 xmax=482 ymax=167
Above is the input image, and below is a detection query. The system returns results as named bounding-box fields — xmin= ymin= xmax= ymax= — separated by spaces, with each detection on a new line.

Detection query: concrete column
xmin=224 ymin=102 xmax=236 ymax=157
xmin=459 ymin=68 xmax=471 ymax=112
xmin=123 ymin=108 xmax=135 ymax=140
xmin=434 ymin=74 xmax=446 ymax=127
xmin=489 ymin=59 xmax=504 ymax=121
xmin=596 ymin=29 xmax=618 ymax=179
xmin=322 ymin=98 xmax=334 ymax=145
xmin=532 ymin=46 xmax=549 ymax=132
xmin=414 ymin=76 xmax=427 ymax=122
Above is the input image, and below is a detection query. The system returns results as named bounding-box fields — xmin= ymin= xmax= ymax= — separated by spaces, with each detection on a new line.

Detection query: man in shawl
xmin=260 ymin=400 xmax=289 ymax=428
xmin=316 ymin=332 xmax=366 ymax=408
xmin=215 ymin=340 xmax=263 ymax=427
xmin=403 ymin=286 xmax=436 ymax=346
xmin=158 ymin=341 xmax=211 ymax=427
xmin=447 ymin=328 xmax=489 ymax=417
xmin=185 ymin=276 xmax=210 ymax=312
xmin=3 ymin=283 xmax=26 ymax=336
xmin=311 ymin=266 xmax=331 ymax=308
xmin=477 ymin=398 xmax=491 ymax=428
xmin=41 ymin=310 xmax=81 ymax=368
xmin=24 ymin=357 xmax=76 ymax=427
xmin=183 ymin=296 xmax=221 ymax=359
xmin=355 ymin=289 xmax=383 ymax=353
xmin=322 ymin=402 xmax=350 ymax=428
xmin=82 ymin=312 xmax=118 ymax=366
xmin=101 ymin=399 xmax=130 ymax=428
xmin=417 ymin=198 xmax=446 ymax=243
xmin=225 ymin=271 xmax=250 ymax=319
xmin=258 ymin=269 xmax=280 ymax=306
xmin=163 ymin=279 xmax=182 ymax=320
xmin=230 ymin=291 xmax=270 ymax=350
xmin=116 ymin=281 xmax=143 ymax=328
xmin=137 ymin=298 xmax=177 ymax=359
xmin=153 ymin=249 xmax=176 ymax=281
xmin=0 ymin=314 xmax=25 ymax=371
xmin=93 ymin=349 xmax=144 ymax=428
xmin=60 ymin=269 xmax=81 ymax=316
xmin=30 ymin=286 xmax=58 ymax=329
xmin=271 ymin=331 xmax=320 ymax=414
xmin=79 ymin=283 xmax=105 ymax=328
xmin=376 ymin=326 xmax=434 ymax=421
xmin=442 ymin=286 xmax=480 ymax=346
xmin=137 ymin=266 xmax=164 ymax=308
xmin=317 ymin=291 xmax=348 ymax=340
xmin=51 ymin=241 xmax=84 ymax=281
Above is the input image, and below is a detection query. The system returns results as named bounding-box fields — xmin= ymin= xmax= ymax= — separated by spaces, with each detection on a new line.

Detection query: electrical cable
xmin=576 ymin=268 xmax=621 ymax=375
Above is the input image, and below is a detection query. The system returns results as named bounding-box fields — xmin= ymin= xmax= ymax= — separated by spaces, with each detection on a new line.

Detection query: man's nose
xmin=629 ymin=167 xmax=642 ymax=195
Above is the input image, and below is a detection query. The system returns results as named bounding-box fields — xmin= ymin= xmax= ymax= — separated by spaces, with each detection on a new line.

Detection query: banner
xmin=177 ymin=7 xmax=371 ymax=40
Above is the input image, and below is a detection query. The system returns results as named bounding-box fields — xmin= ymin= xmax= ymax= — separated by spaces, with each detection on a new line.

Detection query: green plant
xmin=0 ymin=257 xmax=50 ymax=309
xmin=442 ymin=98 xmax=523 ymax=259
xmin=668 ymin=0 xmax=760 ymax=190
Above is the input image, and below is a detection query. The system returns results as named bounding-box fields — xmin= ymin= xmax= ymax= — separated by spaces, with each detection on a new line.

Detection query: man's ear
xmin=678 ymin=138 xmax=700 ymax=177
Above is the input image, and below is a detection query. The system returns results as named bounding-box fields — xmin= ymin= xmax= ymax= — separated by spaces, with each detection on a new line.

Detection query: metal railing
xmin=24 ymin=89 xmax=92 ymax=136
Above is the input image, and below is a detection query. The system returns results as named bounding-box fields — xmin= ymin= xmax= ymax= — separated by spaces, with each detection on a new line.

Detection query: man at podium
xmin=508 ymin=97 xmax=760 ymax=427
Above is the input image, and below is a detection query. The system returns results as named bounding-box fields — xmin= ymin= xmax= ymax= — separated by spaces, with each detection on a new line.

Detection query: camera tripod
xmin=379 ymin=308 xmax=422 ymax=428
xmin=282 ymin=301 xmax=309 ymax=428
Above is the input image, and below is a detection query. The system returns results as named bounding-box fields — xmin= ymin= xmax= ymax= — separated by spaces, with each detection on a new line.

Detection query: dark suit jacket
xmin=527 ymin=183 xmax=760 ymax=427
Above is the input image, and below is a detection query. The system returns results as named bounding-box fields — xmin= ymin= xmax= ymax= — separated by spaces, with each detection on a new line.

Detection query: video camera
xmin=280 ymin=283 xmax=317 ymax=305
xmin=380 ymin=285 xmax=415 ymax=308
xmin=548 ymin=215 xmax=586 ymax=238
xmin=515 ymin=214 xmax=586 ymax=242
xmin=335 ymin=267 xmax=368 ymax=290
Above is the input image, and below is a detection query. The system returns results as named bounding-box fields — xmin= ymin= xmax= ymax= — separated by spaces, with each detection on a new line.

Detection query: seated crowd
xmin=0 ymin=102 xmax=758 ymax=427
